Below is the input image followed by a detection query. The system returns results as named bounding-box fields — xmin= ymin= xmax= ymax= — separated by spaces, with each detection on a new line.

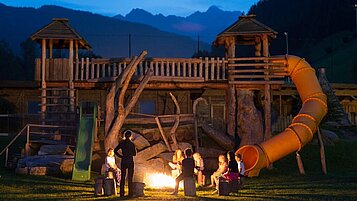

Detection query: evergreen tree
xmin=318 ymin=69 xmax=351 ymax=126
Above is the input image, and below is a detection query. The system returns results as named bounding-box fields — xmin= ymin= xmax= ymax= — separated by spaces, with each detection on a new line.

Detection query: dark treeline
xmin=248 ymin=0 xmax=356 ymax=55
xmin=0 ymin=39 xmax=37 ymax=80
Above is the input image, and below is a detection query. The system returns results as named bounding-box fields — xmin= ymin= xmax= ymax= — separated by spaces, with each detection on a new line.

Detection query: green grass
xmin=1 ymin=140 xmax=357 ymax=200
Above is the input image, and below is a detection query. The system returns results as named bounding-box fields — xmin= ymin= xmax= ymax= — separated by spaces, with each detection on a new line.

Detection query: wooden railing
xmin=35 ymin=57 xmax=228 ymax=82
xmin=0 ymin=124 xmax=75 ymax=167
xmin=227 ymin=57 xmax=287 ymax=85
xmin=34 ymin=57 xmax=288 ymax=83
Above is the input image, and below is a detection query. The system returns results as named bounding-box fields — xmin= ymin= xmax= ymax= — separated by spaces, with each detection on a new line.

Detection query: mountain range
xmin=114 ymin=6 xmax=242 ymax=43
xmin=0 ymin=4 xmax=229 ymax=58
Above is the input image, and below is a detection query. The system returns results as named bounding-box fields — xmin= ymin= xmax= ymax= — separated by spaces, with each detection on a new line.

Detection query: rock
xmin=29 ymin=166 xmax=58 ymax=175
xmin=133 ymin=182 xmax=145 ymax=197
xmin=59 ymin=159 xmax=74 ymax=175
xmin=38 ymin=145 xmax=74 ymax=155
xmin=321 ymin=129 xmax=339 ymax=141
xmin=18 ymin=155 xmax=74 ymax=167
xmin=15 ymin=167 xmax=28 ymax=175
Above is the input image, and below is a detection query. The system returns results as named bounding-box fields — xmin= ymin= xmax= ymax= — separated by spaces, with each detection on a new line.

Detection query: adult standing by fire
xmin=114 ymin=130 xmax=137 ymax=197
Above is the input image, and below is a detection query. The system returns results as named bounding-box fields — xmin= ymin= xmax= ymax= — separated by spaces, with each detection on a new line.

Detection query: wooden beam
xmin=155 ymin=117 xmax=172 ymax=151
xmin=41 ymin=39 xmax=47 ymax=122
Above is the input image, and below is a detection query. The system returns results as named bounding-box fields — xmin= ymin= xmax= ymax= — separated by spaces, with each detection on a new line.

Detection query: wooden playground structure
xmin=0 ymin=15 xmax=356 ymax=179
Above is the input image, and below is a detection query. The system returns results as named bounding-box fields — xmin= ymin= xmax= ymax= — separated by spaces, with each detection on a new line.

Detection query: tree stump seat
xmin=218 ymin=177 xmax=240 ymax=196
xmin=183 ymin=177 xmax=196 ymax=196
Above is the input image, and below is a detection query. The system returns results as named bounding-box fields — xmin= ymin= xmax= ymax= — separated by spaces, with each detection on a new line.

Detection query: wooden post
xmin=224 ymin=36 xmax=236 ymax=59
xmin=41 ymin=39 xmax=47 ymax=123
xmin=264 ymin=84 xmax=272 ymax=141
xmin=226 ymin=86 xmax=236 ymax=137
xmin=262 ymin=34 xmax=269 ymax=57
xmin=317 ymin=127 xmax=327 ymax=174
xmin=75 ymin=40 xmax=79 ymax=60
xmin=69 ymin=40 xmax=75 ymax=112
xmin=255 ymin=37 xmax=261 ymax=57
xmin=49 ymin=39 xmax=53 ymax=59
xmin=296 ymin=151 xmax=305 ymax=175
xmin=193 ymin=97 xmax=208 ymax=149
xmin=224 ymin=36 xmax=236 ymax=138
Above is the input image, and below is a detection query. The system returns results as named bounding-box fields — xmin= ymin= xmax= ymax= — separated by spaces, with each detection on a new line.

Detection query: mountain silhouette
xmin=114 ymin=6 xmax=242 ymax=43
xmin=0 ymin=4 xmax=210 ymax=58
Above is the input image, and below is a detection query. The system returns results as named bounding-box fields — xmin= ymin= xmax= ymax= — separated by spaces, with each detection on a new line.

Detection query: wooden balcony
xmin=34 ymin=57 xmax=287 ymax=87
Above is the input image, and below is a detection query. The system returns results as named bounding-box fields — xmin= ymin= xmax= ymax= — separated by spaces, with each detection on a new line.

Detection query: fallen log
xmin=131 ymin=132 xmax=150 ymax=150
xmin=197 ymin=147 xmax=226 ymax=158
xmin=201 ymin=121 xmax=235 ymax=151
xmin=134 ymin=142 xmax=167 ymax=162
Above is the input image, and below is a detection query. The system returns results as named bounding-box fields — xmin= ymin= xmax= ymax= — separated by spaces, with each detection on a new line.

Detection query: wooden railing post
xmin=5 ymin=148 xmax=8 ymax=167
xmin=199 ymin=58 xmax=203 ymax=78
xmin=210 ymin=58 xmax=215 ymax=80
xmin=205 ymin=57 xmax=209 ymax=81
xmin=25 ymin=125 xmax=30 ymax=157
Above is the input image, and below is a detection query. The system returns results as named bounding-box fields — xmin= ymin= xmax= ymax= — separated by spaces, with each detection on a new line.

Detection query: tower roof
xmin=31 ymin=18 xmax=92 ymax=50
xmin=214 ymin=15 xmax=277 ymax=46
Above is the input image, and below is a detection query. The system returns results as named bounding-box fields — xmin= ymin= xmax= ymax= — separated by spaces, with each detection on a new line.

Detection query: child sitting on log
xmin=168 ymin=149 xmax=184 ymax=178
xmin=193 ymin=152 xmax=205 ymax=186
xmin=208 ymin=154 xmax=228 ymax=188
xmin=221 ymin=151 xmax=239 ymax=182
xmin=171 ymin=148 xmax=195 ymax=195
xmin=105 ymin=148 xmax=121 ymax=186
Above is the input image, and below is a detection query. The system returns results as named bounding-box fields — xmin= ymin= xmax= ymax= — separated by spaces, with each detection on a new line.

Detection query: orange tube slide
xmin=236 ymin=55 xmax=328 ymax=177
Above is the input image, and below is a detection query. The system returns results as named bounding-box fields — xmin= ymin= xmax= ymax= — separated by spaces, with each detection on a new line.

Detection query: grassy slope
xmin=0 ymin=140 xmax=357 ymax=200
xmin=298 ymin=31 xmax=357 ymax=83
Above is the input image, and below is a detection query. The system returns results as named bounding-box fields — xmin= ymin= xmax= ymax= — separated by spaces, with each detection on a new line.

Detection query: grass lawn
xmin=1 ymin=140 xmax=357 ymax=200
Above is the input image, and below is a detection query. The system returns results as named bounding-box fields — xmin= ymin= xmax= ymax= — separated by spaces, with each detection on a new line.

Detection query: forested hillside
xmin=249 ymin=0 xmax=357 ymax=83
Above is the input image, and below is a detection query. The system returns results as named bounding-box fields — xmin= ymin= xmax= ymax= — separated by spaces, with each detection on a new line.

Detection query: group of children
xmin=169 ymin=148 xmax=245 ymax=194
xmin=105 ymin=131 xmax=245 ymax=196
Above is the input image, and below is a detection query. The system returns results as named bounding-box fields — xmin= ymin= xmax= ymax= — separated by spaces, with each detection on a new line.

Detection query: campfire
xmin=145 ymin=173 xmax=176 ymax=188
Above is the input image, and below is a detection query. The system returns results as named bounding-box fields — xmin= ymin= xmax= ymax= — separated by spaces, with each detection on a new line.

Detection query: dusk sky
xmin=0 ymin=0 xmax=259 ymax=16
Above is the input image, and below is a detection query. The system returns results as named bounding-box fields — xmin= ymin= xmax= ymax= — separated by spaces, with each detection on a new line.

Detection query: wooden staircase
xmin=0 ymin=87 xmax=78 ymax=175
xmin=39 ymin=87 xmax=77 ymax=145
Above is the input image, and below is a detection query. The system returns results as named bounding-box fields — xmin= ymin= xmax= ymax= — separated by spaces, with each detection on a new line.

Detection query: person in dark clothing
xmin=114 ymin=130 xmax=137 ymax=197
xmin=171 ymin=148 xmax=195 ymax=195
xmin=222 ymin=151 xmax=239 ymax=181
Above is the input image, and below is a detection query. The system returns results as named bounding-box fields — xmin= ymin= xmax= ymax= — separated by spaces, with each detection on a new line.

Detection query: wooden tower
xmin=31 ymin=18 xmax=92 ymax=140
xmin=214 ymin=15 xmax=282 ymax=146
